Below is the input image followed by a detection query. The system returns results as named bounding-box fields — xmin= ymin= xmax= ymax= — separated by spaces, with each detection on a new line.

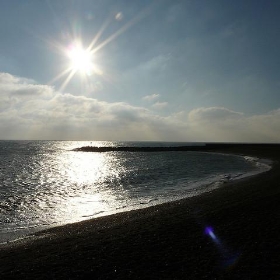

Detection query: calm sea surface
xmin=0 ymin=141 xmax=267 ymax=242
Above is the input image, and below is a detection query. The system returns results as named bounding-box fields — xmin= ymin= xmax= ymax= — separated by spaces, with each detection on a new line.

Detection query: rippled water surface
xmin=0 ymin=141 xmax=261 ymax=242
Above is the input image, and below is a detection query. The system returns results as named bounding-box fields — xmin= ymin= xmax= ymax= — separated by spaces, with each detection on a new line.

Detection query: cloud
xmin=186 ymin=107 xmax=280 ymax=142
xmin=188 ymin=107 xmax=243 ymax=122
xmin=0 ymin=72 xmax=167 ymax=140
xmin=143 ymin=94 xmax=168 ymax=110
xmin=143 ymin=93 xmax=160 ymax=101
xmin=0 ymin=72 xmax=36 ymax=86
xmin=152 ymin=101 xmax=168 ymax=109
xmin=1 ymin=72 xmax=280 ymax=142
xmin=140 ymin=55 xmax=170 ymax=72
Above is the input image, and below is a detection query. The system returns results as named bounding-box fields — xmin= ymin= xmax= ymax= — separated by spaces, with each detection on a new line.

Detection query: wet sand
xmin=1 ymin=144 xmax=280 ymax=279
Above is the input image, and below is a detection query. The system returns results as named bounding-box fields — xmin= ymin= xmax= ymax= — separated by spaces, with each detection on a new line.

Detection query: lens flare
xmin=204 ymin=226 xmax=218 ymax=242
xmin=204 ymin=226 xmax=241 ymax=269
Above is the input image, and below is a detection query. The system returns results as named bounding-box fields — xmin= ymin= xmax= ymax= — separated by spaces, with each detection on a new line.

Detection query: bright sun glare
xmin=50 ymin=39 xmax=104 ymax=91
xmin=67 ymin=43 xmax=95 ymax=75
xmin=50 ymin=6 xmax=152 ymax=92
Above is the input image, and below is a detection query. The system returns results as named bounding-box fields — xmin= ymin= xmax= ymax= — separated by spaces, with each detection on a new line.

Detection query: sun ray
xmin=48 ymin=2 xmax=157 ymax=93
xmin=87 ymin=17 xmax=111 ymax=52
xmin=48 ymin=67 xmax=72 ymax=85
xmin=59 ymin=69 xmax=76 ymax=92
xmin=92 ymin=3 xmax=155 ymax=54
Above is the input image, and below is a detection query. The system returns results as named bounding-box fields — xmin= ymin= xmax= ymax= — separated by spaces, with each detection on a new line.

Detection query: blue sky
xmin=1 ymin=0 xmax=280 ymax=141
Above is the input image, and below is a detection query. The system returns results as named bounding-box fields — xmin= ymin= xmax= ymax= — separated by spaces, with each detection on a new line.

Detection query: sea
xmin=0 ymin=141 xmax=271 ymax=243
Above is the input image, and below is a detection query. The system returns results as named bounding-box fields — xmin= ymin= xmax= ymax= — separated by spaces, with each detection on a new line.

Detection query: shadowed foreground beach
xmin=1 ymin=144 xmax=280 ymax=279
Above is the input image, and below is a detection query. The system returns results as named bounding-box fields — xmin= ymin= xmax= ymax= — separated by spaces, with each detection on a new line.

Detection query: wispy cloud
xmin=188 ymin=107 xmax=243 ymax=122
xmin=142 ymin=93 xmax=160 ymax=101
xmin=152 ymin=101 xmax=168 ymax=109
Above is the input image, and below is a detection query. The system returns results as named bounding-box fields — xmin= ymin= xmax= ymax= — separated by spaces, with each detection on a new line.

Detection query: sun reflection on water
xmin=49 ymin=150 xmax=123 ymax=225
xmin=62 ymin=193 xmax=110 ymax=222
xmin=64 ymin=151 xmax=108 ymax=185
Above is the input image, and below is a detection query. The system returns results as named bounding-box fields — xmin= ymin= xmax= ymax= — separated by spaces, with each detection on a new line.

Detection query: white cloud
xmin=143 ymin=94 xmax=168 ymax=110
xmin=188 ymin=107 xmax=243 ymax=122
xmin=152 ymin=102 xmax=168 ymax=109
xmin=0 ymin=72 xmax=36 ymax=87
xmin=1 ymin=72 xmax=280 ymax=142
xmin=143 ymin=93 xmax=160 ymax=101
xmin=140 ymin=55 xmax=170 ymax=72
xmin=186 ymin=107 xmax=280 ymax=142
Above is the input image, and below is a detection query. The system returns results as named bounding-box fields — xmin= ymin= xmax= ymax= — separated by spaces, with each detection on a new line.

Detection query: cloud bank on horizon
xmin=1 ymin=72 xmax=280 ymax=142
xmin=0 ymin=0 xmax=279 ymax=142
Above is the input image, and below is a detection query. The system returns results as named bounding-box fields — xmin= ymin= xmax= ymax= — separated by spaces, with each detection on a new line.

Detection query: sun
xmin=67 ymin=42 xmax=94 ymax=75
xmin=50 ymin=38 xmax=104 ymax=92
xmin=50 ymin=6 xmax=153 ymax=92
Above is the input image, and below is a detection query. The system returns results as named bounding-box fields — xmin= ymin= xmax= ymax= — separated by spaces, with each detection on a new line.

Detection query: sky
xmin=0 ymin=0 xmax=280 ymax=142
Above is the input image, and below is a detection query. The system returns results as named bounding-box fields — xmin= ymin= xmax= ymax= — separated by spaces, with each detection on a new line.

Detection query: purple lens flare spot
xmin=204 ymin=226 xmax=217 ymax=240
xmin=205 ymin=226 xmax=213 ymax=235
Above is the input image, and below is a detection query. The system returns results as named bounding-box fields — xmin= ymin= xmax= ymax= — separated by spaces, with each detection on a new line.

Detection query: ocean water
xmin=0 ymin=141 xmax=270 ymax=243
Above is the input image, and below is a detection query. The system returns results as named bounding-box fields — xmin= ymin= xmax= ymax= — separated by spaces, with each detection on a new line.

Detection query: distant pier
xmin=72 ymin=143 xmax=280 ymax=153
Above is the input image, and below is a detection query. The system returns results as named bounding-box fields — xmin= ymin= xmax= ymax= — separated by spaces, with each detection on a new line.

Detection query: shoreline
xmin=1 ymin=144 xmax=280 ymax=279
xmin=0 ymin=149 xmax=271 ymax=245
